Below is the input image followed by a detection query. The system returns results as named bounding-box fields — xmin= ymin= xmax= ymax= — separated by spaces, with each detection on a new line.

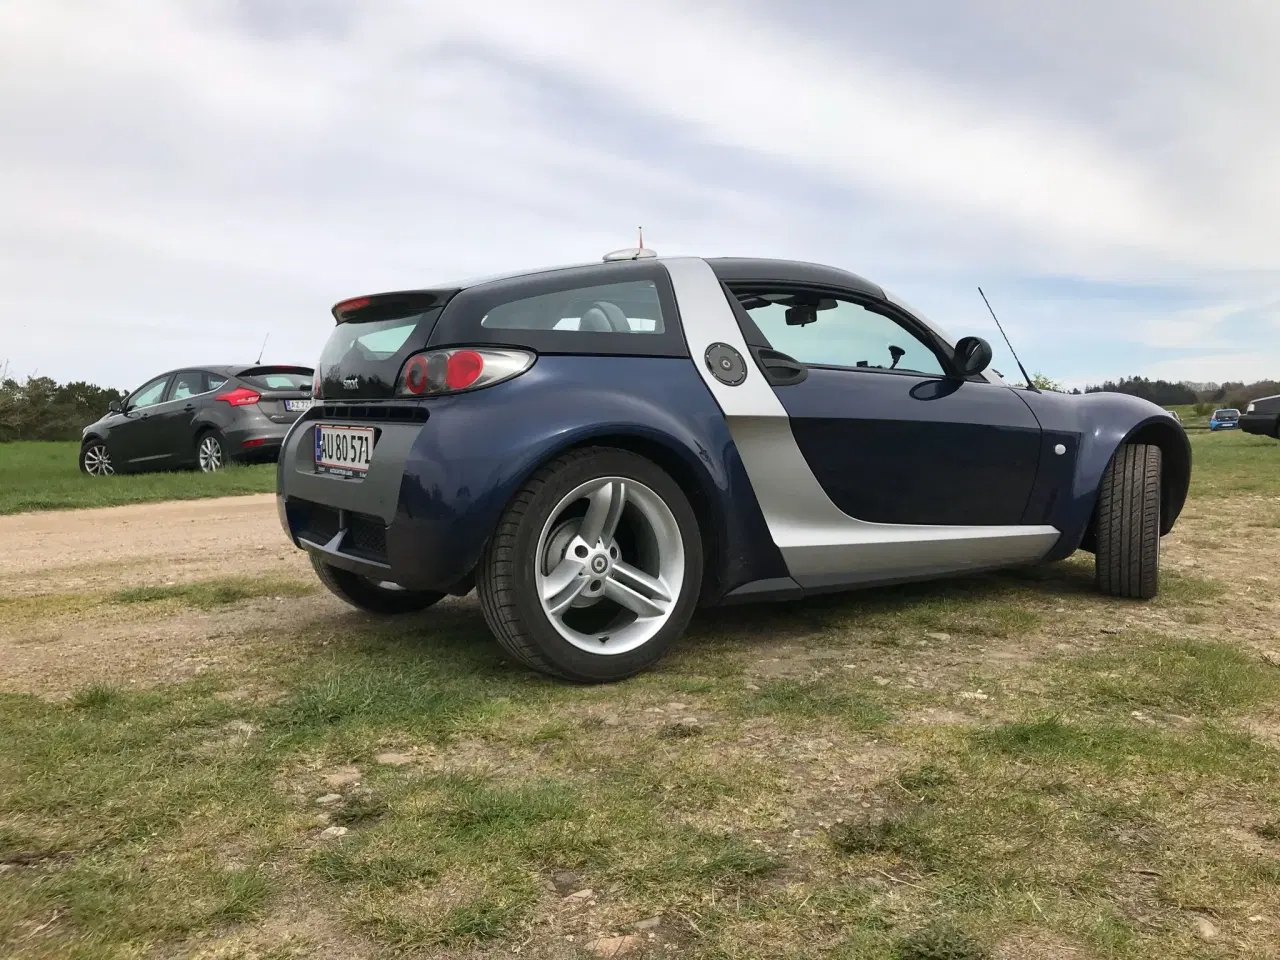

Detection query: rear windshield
xmin=242 ymin=371 xmax=312 ymax=391
xmin=1215 ymin=409 xmax=1239 ymax=417
xmin=317 ymin=310 xmax=442 ymax=398
xmin=480 ymin=280 xmax=665 ymax=334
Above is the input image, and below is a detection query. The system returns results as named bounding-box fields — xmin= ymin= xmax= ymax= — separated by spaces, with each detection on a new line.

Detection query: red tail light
xmin=216 ymin=386 xmax=260 ymax=406
xmin=242 ymin=438 xmax=267 ymax=448
xmin=397 ymin=347 xmax=534 ymax=397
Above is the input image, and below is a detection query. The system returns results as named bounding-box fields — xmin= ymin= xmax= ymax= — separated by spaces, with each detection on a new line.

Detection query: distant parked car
xmin=80 ymin=365 xmax=314 ymax=476
xmin=276 ymin=249 xmax=1191 ymax=683
xmin=1209 ymin=408 xmax=1240 ymax=431
xmin=1240 ymin=394 xmax=1280 ymax=439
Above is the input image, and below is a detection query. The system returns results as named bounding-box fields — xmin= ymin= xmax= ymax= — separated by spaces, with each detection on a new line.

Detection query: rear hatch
xmin=236 ymin=366 xmax=316 ymax=422
xmin=1215 ymin=409 xmax=1239 ymax=421
xmin=316 ymin=291 xmax=457 ymax=400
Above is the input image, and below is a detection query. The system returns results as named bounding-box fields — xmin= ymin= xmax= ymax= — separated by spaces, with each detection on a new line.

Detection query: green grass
xmin=1186 ymin=428 xmax=1280 ymax=498
xmin=0 ymin=440 xmax=275 ymax=514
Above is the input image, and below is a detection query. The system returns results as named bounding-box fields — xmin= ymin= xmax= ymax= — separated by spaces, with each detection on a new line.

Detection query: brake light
xmin=396 ymin=347 xmax=534 ymax=397
xmin=242 ymin=438 xmax=267 ymax=448
xmin=216 ymin=386 xmax=260 ymax=406
xmin=333 ymin=296 xmax=371 ymax=319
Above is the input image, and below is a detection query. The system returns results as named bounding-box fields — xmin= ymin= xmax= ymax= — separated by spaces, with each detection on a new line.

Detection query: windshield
xmin=1215 ymin=409 xmax=1239 ymax=417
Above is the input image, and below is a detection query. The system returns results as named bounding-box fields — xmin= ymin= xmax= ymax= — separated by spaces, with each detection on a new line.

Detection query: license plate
xmin=285 ymin=399 xmax=313 ymax=412
xmin=314 ymin=424 xmax=374 ymax=476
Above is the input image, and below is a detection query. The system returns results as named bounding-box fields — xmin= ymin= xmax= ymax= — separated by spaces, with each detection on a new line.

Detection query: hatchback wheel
xmin=1095 ymin=442 xmax=1162 ymax=599
xmin=478 ymin=447 xmax=703 ymax=683
xmin=197 ymin=432 xmax=225 ymax=472
xmin=310 ymin=555 xmax=445 ymax=614
xmin=80 ymin=441 xmax=114 ymax=476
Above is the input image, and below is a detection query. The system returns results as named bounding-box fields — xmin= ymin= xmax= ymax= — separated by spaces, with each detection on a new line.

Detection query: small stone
xmin=1248 ymin=915 xmax=1265 ymax=922
xmin=586 ymin=934 xmax=642 ymax=957
xmin=315 ymin=793 xmax=343 ymax=806
xmin=565 ymin=888 xmax=595 ymax=901
xmin=925 ymin=632 xmax=951 ymax=642
xmin=551 ymin=870 xmax=582 ymax=895
xmin=226 ymin=720 xmax=256 ymax=735
xmin=321 ymin=768 xmax=361 ymax=789
xmin=959 ymin=691 xmax=989 ymax=701
xmin=1194 ymin=916 xmax=1218 ymax=942
xmin=600 ymin=714 xmax=621 ymax=727
xmin=375 ymin=752 xmax=412 ymax=766
xmin=635 ymin=916 xmax=662 ymax=931
xmin=872 ymin=676 xmax=890 ymax=686
xmin=675 ymin=716 xmax=700 ymax=727
xmin=744 ymin=683 xmax=760 ymax=691
xmin=318 ymin=826 xmax=348 ymax=840
xmin=665 ymin=702 xmax=688 ymax=712
xmin=1100 ymin=626 xmax=1123 ymax=635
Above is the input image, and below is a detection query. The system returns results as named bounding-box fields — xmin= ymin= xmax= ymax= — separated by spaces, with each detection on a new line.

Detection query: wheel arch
xmin=1079 ymin=417 xmax=1190 ymax=552
xmin=492 ymin=427 xmax=729 ymax=604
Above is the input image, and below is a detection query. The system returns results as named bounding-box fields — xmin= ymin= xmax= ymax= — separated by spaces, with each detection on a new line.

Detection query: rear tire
xmin=310 ymin=555 xmax=444 ymax=614
xmin=197 ymin=430 xmax=227 ymax=473
xmin=477 ymin=446 xmax=703 ymax=683
xmin=1094 ymin=443 xmax=1162 ymax=599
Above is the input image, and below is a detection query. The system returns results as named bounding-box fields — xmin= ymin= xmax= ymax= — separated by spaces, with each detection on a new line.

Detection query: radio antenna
xmin=255 ymin=333 xmax=269 ymax=365
xmin=637 ymin=226 xmax=644 ymax=249
xmin=977 ymin=287 xmax=1039 ymax=393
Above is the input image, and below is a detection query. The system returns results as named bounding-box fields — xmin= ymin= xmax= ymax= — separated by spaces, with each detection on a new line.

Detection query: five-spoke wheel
xmin=478 ymin=447 xmax=702 ymax=682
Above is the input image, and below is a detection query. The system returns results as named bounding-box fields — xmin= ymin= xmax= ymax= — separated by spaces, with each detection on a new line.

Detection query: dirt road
xmin=0 ymin=495 xmax=309 ymax=597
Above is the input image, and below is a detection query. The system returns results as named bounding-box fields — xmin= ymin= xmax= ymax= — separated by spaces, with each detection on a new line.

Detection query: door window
xmin=129 ymin=376 xmax=171 ymax=409
xmin=734 ymin=289 xmax=946 ymax=376
xmin=168 ymin=371 xmax=207 ymax=401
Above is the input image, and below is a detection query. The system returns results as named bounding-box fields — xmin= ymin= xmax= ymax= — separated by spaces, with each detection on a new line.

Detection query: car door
xmin=724 ymin=283 xmax=1042 ymax=527
xmin=154 ymin=370 xmax=211 ymax=463
xmin=111 ymin=374 xmax=174 ymax=465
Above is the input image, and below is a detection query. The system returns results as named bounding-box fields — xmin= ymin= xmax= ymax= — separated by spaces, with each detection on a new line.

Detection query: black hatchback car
xmin=80 ymin=365 xmax=314 ymax=476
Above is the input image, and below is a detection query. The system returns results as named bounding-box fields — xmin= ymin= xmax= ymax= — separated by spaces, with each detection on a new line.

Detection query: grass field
xmin=2 ymin=432 xmax=1280 ymax=958
xmin=0 ymin=441 xmax=275 ymax=515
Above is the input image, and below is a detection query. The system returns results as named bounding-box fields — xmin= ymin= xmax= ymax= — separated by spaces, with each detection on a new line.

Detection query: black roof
xmin=705 ymin=258 xmax=884 ymax=299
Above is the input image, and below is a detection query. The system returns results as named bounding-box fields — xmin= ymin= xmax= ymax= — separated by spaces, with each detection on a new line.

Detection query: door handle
xmin=753 ymin=348 xmax=808 ymax=385
xmin=184 ymin=404 xmax=195 ymax=412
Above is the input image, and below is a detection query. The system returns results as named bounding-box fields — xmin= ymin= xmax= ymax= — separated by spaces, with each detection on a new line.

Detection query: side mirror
xmin=108 ymin=399 xmax=123 ymax=414
xmin=953 ymin=336 xmax=993 ymax=377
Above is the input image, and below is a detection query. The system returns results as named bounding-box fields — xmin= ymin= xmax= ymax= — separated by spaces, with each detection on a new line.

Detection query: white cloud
xmin=1 ymin=0 xmax=1278 ymax=388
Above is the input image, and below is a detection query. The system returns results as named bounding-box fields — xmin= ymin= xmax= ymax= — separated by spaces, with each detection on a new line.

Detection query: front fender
xmin=394 ymin=355 xmax=787 ymax=597
xmin=1018 ymin=390 xmax=1191 ymax=561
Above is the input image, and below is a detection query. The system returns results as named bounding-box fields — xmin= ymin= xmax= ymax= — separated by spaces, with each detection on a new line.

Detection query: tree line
xmin=0 ymin=375 xmax=124 ymax=442
xmin=1082 ymin=375 xmax=1280 ymax=411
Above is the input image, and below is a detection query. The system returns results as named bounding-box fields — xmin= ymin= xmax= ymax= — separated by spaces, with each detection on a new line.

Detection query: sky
xmin=2 ymin=0 xmax=1278 ymax=392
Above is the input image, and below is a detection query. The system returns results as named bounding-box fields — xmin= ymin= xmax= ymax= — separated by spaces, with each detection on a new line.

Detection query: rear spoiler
xmin=331 ymin=290 xmax=458 ymax=323
xmin=237 ymin=365 xmax=314 ymax=378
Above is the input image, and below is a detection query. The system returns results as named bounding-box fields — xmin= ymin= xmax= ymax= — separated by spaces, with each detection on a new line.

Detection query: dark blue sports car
xmin=276 ymin=249 xmax=1191 ymax=682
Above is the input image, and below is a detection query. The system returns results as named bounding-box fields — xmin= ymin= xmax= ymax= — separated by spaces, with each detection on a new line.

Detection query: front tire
xmin=310 ymin=555 xmax=445 ymax=614
xmin=1095 ymin=443 xmax=1162 ymax=599
xmin=477 ymin=447 xmax=703 ymax=683
xmin=80 ymin=440 xmax=114 ymax=476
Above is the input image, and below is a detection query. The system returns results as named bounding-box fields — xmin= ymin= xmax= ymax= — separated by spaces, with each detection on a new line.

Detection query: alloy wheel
xmin=198 ymin=435 xmax=223 ymax=472
xmin=534 ymin=476 xmax=684 ymax=655
xmin=83 ymin=444 xmax=114 ymax=476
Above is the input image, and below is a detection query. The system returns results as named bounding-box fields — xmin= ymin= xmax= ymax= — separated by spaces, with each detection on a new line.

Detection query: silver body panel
xmin=661 ymin=256 xmax=1059 ymax=588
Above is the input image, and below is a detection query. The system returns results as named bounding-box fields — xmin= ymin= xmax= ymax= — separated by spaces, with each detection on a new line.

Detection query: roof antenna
xmin=255 ymin=333 xmax=269 ymax=365
xmin=638 ymin=226 xmax=644 ymax=249
xmin=977 ymin=287 xmax=1039 ymax=393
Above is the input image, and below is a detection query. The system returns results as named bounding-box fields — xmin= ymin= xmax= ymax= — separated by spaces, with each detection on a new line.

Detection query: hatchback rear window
xmin=241 ymin=371 xmax=313 ymax=390
xmin=480 ymin=281 xmax=665 ymax=334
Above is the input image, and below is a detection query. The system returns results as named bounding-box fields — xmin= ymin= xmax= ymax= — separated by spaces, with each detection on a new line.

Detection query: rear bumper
xmin=1240 ymin=414 xmax=1278 ymax=437
xmin=224 ymin=417 xmax=296 ymax=459
xmin=1209 ymin=421 xmax=1238 ymax=430
xmin=276 ymin=416 xmax=461 ymax=590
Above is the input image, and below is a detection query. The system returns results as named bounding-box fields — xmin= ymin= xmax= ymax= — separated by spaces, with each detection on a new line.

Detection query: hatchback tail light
xmin=216 ymin=386 xmax=261 ymax=406
xmin=312 ymin=368 xmax=322 ymax=398
xmin=396 ymin=347 xmax=534 ymax=397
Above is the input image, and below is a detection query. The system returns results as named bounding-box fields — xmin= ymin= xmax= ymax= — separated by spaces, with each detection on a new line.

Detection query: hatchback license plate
xmin=315 ymin=424 xmax=374 ymax=476
xmin=285 ymin=399 xmax=313 ymax=412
